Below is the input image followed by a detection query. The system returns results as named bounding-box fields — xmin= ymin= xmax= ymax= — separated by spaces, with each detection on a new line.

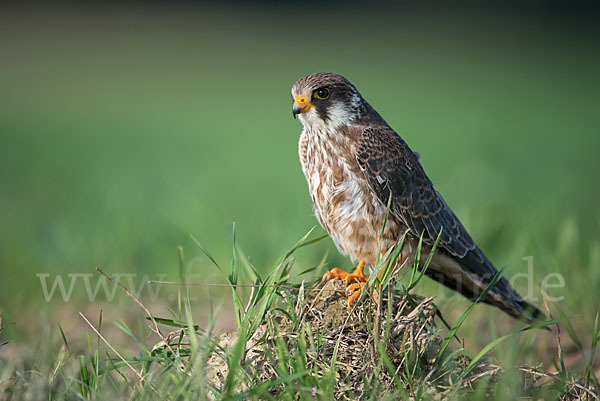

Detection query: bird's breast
xmin=299 ymin=128 xmax=402 ymax=266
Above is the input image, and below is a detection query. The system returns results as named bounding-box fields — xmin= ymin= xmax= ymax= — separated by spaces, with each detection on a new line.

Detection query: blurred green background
xmin=1 ymin=3 xmax=599 ymax=345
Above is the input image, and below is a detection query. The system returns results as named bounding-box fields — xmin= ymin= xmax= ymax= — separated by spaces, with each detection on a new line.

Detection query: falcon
xmin=291 ymin=72 xmax=542 ymax=322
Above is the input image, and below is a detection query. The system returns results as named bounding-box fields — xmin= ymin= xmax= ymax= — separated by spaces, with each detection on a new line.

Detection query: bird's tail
xmin=423 ymin=250 xmax=546 ymax=324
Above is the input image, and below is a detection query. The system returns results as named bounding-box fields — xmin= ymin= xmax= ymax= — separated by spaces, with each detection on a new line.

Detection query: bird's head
xmin=291 ymin=72 xmax=365 ymax=132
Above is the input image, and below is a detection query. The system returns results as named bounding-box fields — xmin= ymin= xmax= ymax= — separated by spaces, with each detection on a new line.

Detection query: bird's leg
xmin=321 ymin=260 xmax=380 ymax=307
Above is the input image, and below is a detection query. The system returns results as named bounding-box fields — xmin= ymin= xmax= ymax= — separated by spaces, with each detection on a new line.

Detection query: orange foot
xmin=322 ymin=260 xmax=379 ymax=307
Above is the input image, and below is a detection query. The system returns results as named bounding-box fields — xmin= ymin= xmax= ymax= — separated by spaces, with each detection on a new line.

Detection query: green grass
xmin=0 ymin=4 xmax=599 ymax=400
xmin=0 ymin=230 xmax=595 ymax=400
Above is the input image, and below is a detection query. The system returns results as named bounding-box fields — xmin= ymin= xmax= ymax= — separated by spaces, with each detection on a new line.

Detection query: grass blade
xmin=460 ymin=317 xmax=560 ymax=379
xmin=189 ymin=233 xmax=222 ymax=271
xmin=433 ymin=265 xmax=508 ymax=368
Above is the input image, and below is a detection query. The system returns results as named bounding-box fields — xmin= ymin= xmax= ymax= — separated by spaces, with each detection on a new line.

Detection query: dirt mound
xmin=152 ymin=280 xmax=596 ymax=399
xmin=204 ymin=280 xmax=455 ymax=398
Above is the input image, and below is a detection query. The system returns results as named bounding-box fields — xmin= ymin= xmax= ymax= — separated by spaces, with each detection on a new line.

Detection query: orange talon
xmin=321 ymin=260 xmax=379 ymax=307
xmin=345 ymin=282 xmax=363 ymax=294
xmin=344 ymin=260 xmax=368 ymax=286
xmin=321 ymin=267 xmax=348 ymax=282
xmin=347 ymin=287 xmax=363 ymax=306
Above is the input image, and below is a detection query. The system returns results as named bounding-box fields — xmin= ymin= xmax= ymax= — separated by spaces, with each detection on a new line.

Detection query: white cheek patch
xmin=298 ymin=101 xmax=354 ymax=132
xmin=327 ymin=102 xmax=354 ymax=130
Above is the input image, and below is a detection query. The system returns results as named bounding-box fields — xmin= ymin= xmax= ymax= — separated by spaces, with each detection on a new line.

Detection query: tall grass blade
xmin=407 ymin=228 xmax=443 ymax=292
xmin=433 ymin=265 xmax=508 ymax=368
xmin=556 ymin=304 xmax=583 ymax=350
xmin=189 ymin=233 xmax=222 ymax=271
xmin=460 ymin=317 xmax=559 ymax=379
xmin=585 ymin=310 xmax=600 ymax=392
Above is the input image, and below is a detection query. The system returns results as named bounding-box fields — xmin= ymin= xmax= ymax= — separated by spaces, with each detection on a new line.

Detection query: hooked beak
xmin=292 ymin=95 xmax=312 ymax=119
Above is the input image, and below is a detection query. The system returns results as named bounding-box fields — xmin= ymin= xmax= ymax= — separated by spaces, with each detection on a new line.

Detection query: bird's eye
xmin=314 ymin=88 xmax=330 ymax=100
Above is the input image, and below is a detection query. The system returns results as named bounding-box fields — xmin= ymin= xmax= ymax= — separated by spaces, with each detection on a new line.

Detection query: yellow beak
xmin=292 ymin=95 xmax=312 ymax=118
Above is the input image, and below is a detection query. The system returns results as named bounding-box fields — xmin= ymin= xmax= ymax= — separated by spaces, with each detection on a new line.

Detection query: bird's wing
xmin=356 ymin=126 xmax=480 ymax=261
xmin=356 ymin=126 xmax=543 ymax=321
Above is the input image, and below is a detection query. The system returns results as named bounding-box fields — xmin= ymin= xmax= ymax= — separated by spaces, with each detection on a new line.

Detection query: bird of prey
xmin=291 ymin=72 xmax=542 ymax=322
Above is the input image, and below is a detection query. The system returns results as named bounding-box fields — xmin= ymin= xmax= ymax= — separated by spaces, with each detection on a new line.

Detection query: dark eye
xmin=314 ymin=88 xmax=330 ymax=100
